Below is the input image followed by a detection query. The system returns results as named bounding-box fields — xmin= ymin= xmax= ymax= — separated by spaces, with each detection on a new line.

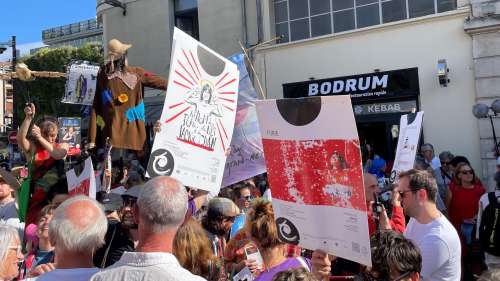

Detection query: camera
xmin=372 ymin=177 xmax=394 ymax=217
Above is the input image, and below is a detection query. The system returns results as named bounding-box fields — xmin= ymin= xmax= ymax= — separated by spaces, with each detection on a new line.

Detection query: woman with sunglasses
xmin=446 ymin=163 xmax=485 ymax=231
xmin=0 ymin=225 xmax=24 ymax=281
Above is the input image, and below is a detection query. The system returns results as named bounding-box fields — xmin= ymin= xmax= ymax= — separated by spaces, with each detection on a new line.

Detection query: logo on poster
xmin=276 ymin=217 xmax=300 ymax=245
xmin=148 ymin=149 xmax=175 ymax=177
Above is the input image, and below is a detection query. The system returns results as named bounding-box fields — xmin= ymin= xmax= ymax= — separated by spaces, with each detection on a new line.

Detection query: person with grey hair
xmin=0 ymin=225 xmax=23 ymax=281
xmin=396 ymin=169 xmax=461 ymax=281
xmin=420 ymin=143 xmax=441 ymax=170
xmin=90 ymin=176 xmax=206 ymax=281
xmin=433 ymin=151 xmax=454 ymax=208
xmin=27 ymin=195 xmax=108 ymax=281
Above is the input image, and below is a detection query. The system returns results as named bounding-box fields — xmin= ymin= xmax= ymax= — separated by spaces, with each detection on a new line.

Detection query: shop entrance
xmin=355 ymin=112 xmax=403 ymax=164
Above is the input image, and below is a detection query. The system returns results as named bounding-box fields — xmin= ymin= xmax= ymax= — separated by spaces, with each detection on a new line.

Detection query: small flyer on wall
xmin=58 ymin=117 xmax=81 ymax=156
xmin=62 ymin=61 xmax=100 ymax=105
xmin=146 ymin=28 xmax=239 ymax=193
xmin=255 ymin=95 xmax=371 ymax=266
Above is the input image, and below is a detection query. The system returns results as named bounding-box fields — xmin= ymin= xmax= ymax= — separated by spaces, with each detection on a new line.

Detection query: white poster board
xmin=389 ymin=111 xmax=424 ymax=184
xmin=147 ymin=28 xmax=239 ymax=193
xmin=256 ymin=96 xmax=371 ymax=266
xmin=63 ymin=61 xmax=99 ymax=105
xmin=66 ymin=157 xmax=97 ymax=199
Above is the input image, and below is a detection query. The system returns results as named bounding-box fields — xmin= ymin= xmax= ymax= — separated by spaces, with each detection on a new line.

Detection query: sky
xmin=0 ymin=0 xmax=96 ymax=61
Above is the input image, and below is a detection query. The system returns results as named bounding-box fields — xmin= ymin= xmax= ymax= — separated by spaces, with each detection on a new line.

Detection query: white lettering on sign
xmin=307 ymin=74 xmax=389 ymax=96
xmin=367 ymin=103 xmax=402 ymax=113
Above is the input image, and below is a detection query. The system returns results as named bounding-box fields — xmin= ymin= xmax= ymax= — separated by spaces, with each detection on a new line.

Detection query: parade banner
xmin=62 ymin=61 xmax=99 ymax=105
xmin=147 ymin=28 xmax=239 ymax=193
xmin=222 ymin=53 xmax=266 ymax=187
xmin=58 ymin=117 xmax=81 ymax=156
xmin=255 ymin=96 xmax=371 ymax=266
xmin=66 ymin=157 xmax=97 ymax=199
xmin=389 ymin=111 xmax=424 ymax=184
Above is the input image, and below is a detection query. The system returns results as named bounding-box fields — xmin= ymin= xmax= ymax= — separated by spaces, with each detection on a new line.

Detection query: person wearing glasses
xmin=0 ymin=225 xmax=24 ymax=281
xmin=396 ymin=169 xmax=461 ymax=281
xmin=433 ymin=151 xmax=454 ymax=213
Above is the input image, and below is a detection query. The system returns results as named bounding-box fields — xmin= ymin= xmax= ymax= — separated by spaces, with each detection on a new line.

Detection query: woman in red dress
xmin=17 ymin=104 xmax=68 ymax=225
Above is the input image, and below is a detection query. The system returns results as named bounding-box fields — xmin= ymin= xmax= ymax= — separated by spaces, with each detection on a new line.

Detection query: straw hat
xmin=15 ymin=63 xmax=34 ymax=81
xmin=107 ymin=38 xmax=132 ymax=61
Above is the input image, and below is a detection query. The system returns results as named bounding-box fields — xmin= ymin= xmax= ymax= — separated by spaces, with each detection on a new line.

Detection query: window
xmin=274 ymin=0 xmax=457 ymax=43
xmin=175 ymin=0 xmax=199 ymax=40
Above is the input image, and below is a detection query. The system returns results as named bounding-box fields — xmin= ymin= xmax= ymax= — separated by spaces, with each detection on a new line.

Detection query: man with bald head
xmin=28 ymin=195 xmax=108 ymax=280
xmin=364 ymin=173 xmax=406 ymax=235
xmin=91 ymin=176 xmax=206 ymax=281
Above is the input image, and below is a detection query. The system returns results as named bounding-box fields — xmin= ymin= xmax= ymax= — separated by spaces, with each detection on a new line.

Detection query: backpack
xmin=479 ymin=192 xmax=500 ymax=256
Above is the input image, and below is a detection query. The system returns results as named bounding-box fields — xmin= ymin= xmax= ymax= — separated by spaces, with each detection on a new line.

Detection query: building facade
xmin=42 ymin=18 xmax=103 ymax=48
xmin=97 ymin=0 xmax=499 ymax=179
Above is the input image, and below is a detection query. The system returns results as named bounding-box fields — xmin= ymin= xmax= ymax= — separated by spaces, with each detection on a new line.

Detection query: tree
xmin=15 ymin=43 xmax=103 ymax=124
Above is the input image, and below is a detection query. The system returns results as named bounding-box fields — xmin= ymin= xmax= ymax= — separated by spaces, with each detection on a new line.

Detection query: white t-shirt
xmin=404 ymin=215 xmax=461 ymax=281
xmin=476 ymin=191 xmax=500 ymax=266
xmin=28 ymin=268 xmax=100 ymax=281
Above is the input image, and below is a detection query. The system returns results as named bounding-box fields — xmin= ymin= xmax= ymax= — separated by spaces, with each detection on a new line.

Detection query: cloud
xmin=0 ymin=41 xmax=46 ymax=62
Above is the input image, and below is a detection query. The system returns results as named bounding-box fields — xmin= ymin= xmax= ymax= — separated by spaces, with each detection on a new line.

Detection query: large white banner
xmin=62 ymin=61 xmax=99 ymax=105
xmin=66 ymin=157 xmax=97 ymax=199
xmin=389 ymin=112 xmax=424 ymax=184
xmin=222 ymin=53 xmax=266 ymax=187
xmin=147 ymin=28 xmax=239 ymax=193
xmin=255 ymin=96 xmax=371 ymax=266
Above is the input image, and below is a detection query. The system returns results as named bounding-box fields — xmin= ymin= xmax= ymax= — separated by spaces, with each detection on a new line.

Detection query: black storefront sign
xmin=283 ymin=68 xmax=419 ymax=102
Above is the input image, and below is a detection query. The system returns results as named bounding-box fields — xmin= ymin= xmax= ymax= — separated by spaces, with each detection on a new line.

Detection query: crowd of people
xmin=1 ymin=105 xmax=500 ymax=281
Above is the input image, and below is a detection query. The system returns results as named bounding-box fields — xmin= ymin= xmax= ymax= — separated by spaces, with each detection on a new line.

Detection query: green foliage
xmin=15 ymin=44 xmax=103 ymax=124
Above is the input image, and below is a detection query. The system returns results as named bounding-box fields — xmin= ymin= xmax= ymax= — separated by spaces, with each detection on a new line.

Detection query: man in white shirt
xmin=420 ymin=143 xmax=441 ymax=170
xmin=90 ymin=176 xmax=206 ymax=281
xmin=396 ymin=169 xmax=461 ymax=281
xmin=28 ymin=195 xmax=108 ymax=280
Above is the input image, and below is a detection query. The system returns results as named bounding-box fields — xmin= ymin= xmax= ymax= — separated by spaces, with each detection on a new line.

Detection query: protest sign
xmin=222 ymin=53 xmax=266 ymax=187
xmin=147 ymin=28 xmax=239 ymax=193
xmin=62 ymin=61 xmax=99 ymax=105
xmin=256 ymin=96 xmax=371 ymax=266
xmin=58 ymin=117 xmax=81 ymax=156
xmin=389 ymin=112 xmax=424 ymax=184
xmin=66 ymin=157 xmax=96 ymax=199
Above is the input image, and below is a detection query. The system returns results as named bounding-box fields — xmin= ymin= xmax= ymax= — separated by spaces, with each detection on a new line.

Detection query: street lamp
xmin=97 ymin=0 xmax=127 ymax=16
xmin=472 ymin=99 xmax=500 ymax=156
xmin=0 ymin=36 xmax=16 ymax=130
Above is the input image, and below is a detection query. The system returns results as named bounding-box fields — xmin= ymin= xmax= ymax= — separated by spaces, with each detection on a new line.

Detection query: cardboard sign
xmin=147 ymin=28 xmax=239 ymax=193
xmin=58 ymin=117 xmax=81 ymax=156
xmin=66 ymin=157 xmax=96 ymax=199
xmin=222 ymin=54 xmax=266 ymax=187
xmin=389 ymin=111 xmax=424 ymax=184
xmin=63 ymin=61 xmax=99 ymax=105
xmin=256 ymin=96 xmax=371 ymax=266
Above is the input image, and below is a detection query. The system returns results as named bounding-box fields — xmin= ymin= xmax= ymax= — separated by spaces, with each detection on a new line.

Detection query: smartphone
xmin=244 ymin=245 xmax=263 ymax=270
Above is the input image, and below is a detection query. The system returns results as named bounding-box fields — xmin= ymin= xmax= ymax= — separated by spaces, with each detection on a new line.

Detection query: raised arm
xmin=31 ymin=125 xmax=68 ymax=160
xmin=17 ymin=103 xmax=35 ymax=154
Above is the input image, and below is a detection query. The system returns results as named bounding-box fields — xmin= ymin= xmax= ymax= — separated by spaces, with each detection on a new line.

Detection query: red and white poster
xmin=255 ymin=96 xmax=371 ymax=266
xmin=66 ymin=157 xmax=97 ymax=199
xmin=147 ymin=28 xmax=239 ymax=193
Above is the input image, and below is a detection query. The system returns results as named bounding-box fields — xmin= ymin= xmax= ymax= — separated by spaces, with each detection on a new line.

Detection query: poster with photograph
xmin=222 ymin=53 xmax=266 ymax=187
xmin=62 ymin=61 xmax=99 ymax=105
xmin=255 ymin=96 xmax=371 ymax=266
xmin=147 ymin=28 xmax=239 ymax=193
xmin=66 ymin=157 xmax=97 ymax=199
xmin=58 ymin=117 xmax=81 ymax=156
xmin=389 ymin=112 xmax=424 ymax=184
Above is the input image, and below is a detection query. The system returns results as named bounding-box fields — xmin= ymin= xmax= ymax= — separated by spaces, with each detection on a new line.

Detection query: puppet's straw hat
xmin=15 ymin=63 xmax=34 ymax=81
xmin=107 ymin=39 xmax=132 ymax=61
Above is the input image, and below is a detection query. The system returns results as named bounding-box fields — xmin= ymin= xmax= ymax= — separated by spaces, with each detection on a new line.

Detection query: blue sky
xmin=0 ymin=0 xmax=96 ymax=61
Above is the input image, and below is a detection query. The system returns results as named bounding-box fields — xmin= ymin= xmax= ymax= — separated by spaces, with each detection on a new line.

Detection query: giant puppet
xmin=89 ymin=39 xmax=168 ymax=150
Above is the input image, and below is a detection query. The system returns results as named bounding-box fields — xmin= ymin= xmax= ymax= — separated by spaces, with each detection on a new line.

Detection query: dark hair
xmin=398 ymin=169 xmax=438 ymax=202
xmin=232 ymin=183 xmax=251 ymax=201
xmin=247 ymin=199 xmax=282 ymax=249
xmin=370 ymin=231 xmax=422 ymax=280
xmin=37 ymin=204 xmax=56 ymax=223
xmin=450 ymin=156 xmax=470 ymax=168
xmin=201 ymin=212 xmax=227 ymax=236
xmin=271 ymin=267 xmax=315 ymax=281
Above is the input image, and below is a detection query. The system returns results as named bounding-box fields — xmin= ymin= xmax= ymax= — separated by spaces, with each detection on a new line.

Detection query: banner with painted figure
xmin=62 ymin=61 xmax=99 ymax=105
xmin=389 ymin=111 xmax=424 ymax=184
xmin=255 ymin=96 xmax=371 ymax=266
xmin=58 ymin=117 xmax=81 ymax=156
xmin=147 ymin=28 xmax=239 ymax=193
xmin=222 ymin=53 xmax=266 ymax=187
xmin=66 ymin=157 xmax=97 ymax=199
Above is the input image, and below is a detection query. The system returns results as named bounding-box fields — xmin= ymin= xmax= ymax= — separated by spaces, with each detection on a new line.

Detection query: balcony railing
xmin=42 ymin=19 xmax=102 ymax=41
